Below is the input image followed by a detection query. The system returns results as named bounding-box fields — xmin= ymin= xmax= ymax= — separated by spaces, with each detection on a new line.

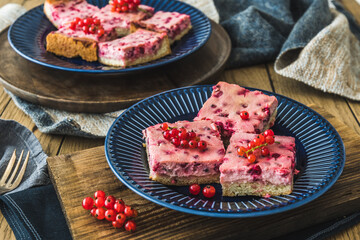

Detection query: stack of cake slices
xmin=143 ymin=82 xmax=297 ymax=197
xmin=44 ymin=0 xmax=192 ymax=67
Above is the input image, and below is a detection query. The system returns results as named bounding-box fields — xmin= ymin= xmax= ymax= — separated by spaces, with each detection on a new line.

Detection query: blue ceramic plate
xmin=8 ymin=0 xmax=211 ymax=73
xmin=105 ymin=85 xmax=345 ymax=218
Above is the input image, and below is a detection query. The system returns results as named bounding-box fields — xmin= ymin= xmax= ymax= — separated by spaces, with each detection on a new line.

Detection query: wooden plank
xmin=338 ymin=0 xmax=360 ymax=24
xmin=267 ymin=64 xmax=360 ymax=135
xmin=222 ymin=64 xmax=273 ymax=91
xmin=58 ymin=136 xmax=104 ymax=155
xmin=22 ymin=0 xmax=43 ymax=9
xmin=47 ymin=105 xmax=360 ymax=240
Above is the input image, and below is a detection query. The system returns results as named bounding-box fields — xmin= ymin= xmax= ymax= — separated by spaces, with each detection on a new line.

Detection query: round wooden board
xmin=0 ymin=21 xmax=231 ymax=113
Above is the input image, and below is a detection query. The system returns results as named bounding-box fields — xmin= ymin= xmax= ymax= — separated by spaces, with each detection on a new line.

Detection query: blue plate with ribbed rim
xmin=8 ymin=0 xmax=211 ymax=73
xmin=105 ymin=85 xmax=345 ymax=218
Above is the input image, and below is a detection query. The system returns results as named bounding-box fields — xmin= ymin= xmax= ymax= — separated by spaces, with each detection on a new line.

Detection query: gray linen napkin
xmin=0 ymin=119 xmax=49 ymax=195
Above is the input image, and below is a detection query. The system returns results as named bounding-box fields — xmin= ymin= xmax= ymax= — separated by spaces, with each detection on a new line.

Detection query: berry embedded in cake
xmin=93 ymin=4 xmax=154 ymax=37
xmin=98 ymin=29 xmax=171 ymax=67
xmin=220 ymin=132 xmax=296 ymax=197
xmin=44 ymin=0 xmax=100 ymax=28
xmin=195 ymin=82 xmax=278 ymax=136
xmin=136 ymin=11 xmax=192 ymax=44
xmin=142 ymin=120 xmax=225 ymax=186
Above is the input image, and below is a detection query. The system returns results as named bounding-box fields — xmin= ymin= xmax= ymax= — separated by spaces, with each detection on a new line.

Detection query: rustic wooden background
xmin=0 ymin=0 xmax=359 ymax=239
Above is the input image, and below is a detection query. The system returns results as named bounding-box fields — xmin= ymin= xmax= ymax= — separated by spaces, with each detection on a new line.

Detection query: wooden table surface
xmin=0 ymin=0 xmax=359 ymax=239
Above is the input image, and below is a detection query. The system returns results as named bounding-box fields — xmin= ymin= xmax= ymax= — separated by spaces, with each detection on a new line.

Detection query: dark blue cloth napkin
xmin=0 ymin=184 xmax=71 ymax=240
xmin=214 ymin=0 xmax=334 ymax=68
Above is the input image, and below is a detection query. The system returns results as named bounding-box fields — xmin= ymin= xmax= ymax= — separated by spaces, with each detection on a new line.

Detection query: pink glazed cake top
xmin=57 ymin=24 xmax=117 ymax=42
xmin=195 ymin=82 xmax=278 ymax=135
xmin=47 ymin=0 xmax=99 ymax=28
xmin=220 ymin=132 xmax=296 ymax=185
xmin=143 ymin=120 xmax=225 ymax=177
xmin=93 ymin=4 xmax=154 ymax=33
xmin=139 ymin=11 xmax=191 ymax=39
xmin=98 ymin=29 xmax=166 ymax=60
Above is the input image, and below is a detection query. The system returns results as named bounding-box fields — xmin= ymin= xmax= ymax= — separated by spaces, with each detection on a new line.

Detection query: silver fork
xmin=0 ymin=150 xmax=30 ymax=194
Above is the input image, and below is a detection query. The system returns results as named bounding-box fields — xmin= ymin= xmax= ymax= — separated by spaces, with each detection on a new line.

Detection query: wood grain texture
xmin=0 ymin=21 xmax=230 ymax=113
xmin=47 ymin=105 xmax=360 ymax=240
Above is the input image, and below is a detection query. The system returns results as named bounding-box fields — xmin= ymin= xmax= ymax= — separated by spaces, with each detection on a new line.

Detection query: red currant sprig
xmin=237 ymin=129 xmax=278 ymax=163
xmin=70 ymin=17 xmax=105 ymax=37
xmin=160 ymin=124 xmax=207 ymax=151
xmin=82 ymin=191 xmax=138 ymax=232
xmin=109 ymin=0 xmax=141 ymax=13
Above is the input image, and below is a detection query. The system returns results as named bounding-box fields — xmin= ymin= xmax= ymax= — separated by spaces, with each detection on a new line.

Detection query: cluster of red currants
xmin=160 ymin=123 xmax=207 ymax=150
xmin=82 ymin=190 xmax=138 ymax=232
xmin=69 ymin=17 xmax=105 ymax=37
xmin=189 ymin=184 xmax=216 ymax=198
xmin=109 ymin=0 xmax=141 ymax=13
xmin=237 ymin=129 xmax=276 ymax=163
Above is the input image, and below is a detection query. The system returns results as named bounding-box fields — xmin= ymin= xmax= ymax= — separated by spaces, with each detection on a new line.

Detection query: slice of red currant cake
xmin=142 ymin=120 xmax=225 ymax=186
xmin=93 ymin=4 xmax=154 ymax=37
xmin=220 ymin=131 xmax=296 ymax=197
xmin=194 ymin=82 xmax=278 ymax=137
xmin=44 ymin=0 xmax=100 ymax=28
xmin=135 ymin=11 xmax=192 ymax=44
xmin=98 ymin=29 xmax=171 ymax=67
xmin=46 ymin=17 xmax=114 ymax=62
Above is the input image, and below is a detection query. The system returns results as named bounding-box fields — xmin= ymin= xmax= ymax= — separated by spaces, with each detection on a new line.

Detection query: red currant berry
xmin=116 ymin=198 xmax=125 ymax=205
xmin=180 ymin=140 xmax=189 ymax=148
xmin=83 ymin=25 xmax=89 ymax=34
xmin=121 ymin=5 xmax=128 ymax=12
xmin=265 ymin=136 xmax=275 ymax=145
xmin=115 ymin=7 xmax=121 ymax=12
xmin=163 ymin=130 xmax=171 ymax=140
xmin=198 ymin=141 xmax=207 ymax=150
xmin=124 ymin=205 xmax=135 ymax=217
xmin=95 ymin=197 xmax=105 ymax=208
xmin=169 ymin=129 xmax=179 ymax=138
xmin=83 ymin=17 xmax=93 ymax=25
xmin=261 ymin=146 xmax=270 ymax=156
xmin=111 ymin=5 xmax=117 ymax=11
xmin=113 ymin=202 xmax=125 ymax=213
xmin=125 ymin=220 xmax=137 ymax=232
xmin=240 ymin=111 xmax=249 ymax=120
xmin=89 ymin=25 xmax=96 ymax=34
xmin=70 ymin=21 xmax=77 ymax=30
xmin=264 ymin=129 xmax=274 ymax=137
xmin=160 ymin=123 xmax=168 ymax=131
xmin=97 ymin=28 xmax=105 ymax=37
xmin=247 ymin=154 xmax=256 ymax=163
xmin=248 ymin=141 xmax=256 ymax=149
xmin=93 ymin=18 xmax=101 ymax=25
xmin=116 ymin=213 xmax=127 ymax=224
xmin=203 ymin=185 xmax=216 ymax=198
xmin=252 ymin=138 xmax=261 ymax=147
xmin=171 ymin=138 xmax=180 ymax=147
xmin=73 ymin=17 xmax=81 ymax=24
xmin=189 ymin=184 xmax=201 ymax=195
xmin=128 ymin=3 xmax=135 ymax=10
xmin=94 ymin=190 xmax=106 ymax=199
xmin=189 ymin=140 xmax=197 ymax=148
xmin=187 ymin=131 xmax=196 ymax=139
xmin=178 ymin=128 xmax=187 ymax=140
xmin=77 ymin=20 xmax=85 ymax=27
xmin=105 ymin=196 xmax=116 ymax=209
xmin=105 ymin=209 xmax=117 ymax=221
xmin=112 ymin=220 xmax=123 ymax=229
xmin=90 ymin=207 xmax=97 ymax=216
xmin=133 ymin=0 xmax=140 ymax=5
xmin=237 ymin=146 xmax=247 ymax=156
xmin=82 ymin=197 xmax=94 ymax=210
xmin=95 ymin=208 xmax=106 ymax=220
xmin=257 ymin=134 xmax=265 ymax=144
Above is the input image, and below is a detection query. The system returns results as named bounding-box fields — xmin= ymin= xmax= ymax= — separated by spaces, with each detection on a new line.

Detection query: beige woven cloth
xmin=275 ymin=9 xmax=360 ymax=100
